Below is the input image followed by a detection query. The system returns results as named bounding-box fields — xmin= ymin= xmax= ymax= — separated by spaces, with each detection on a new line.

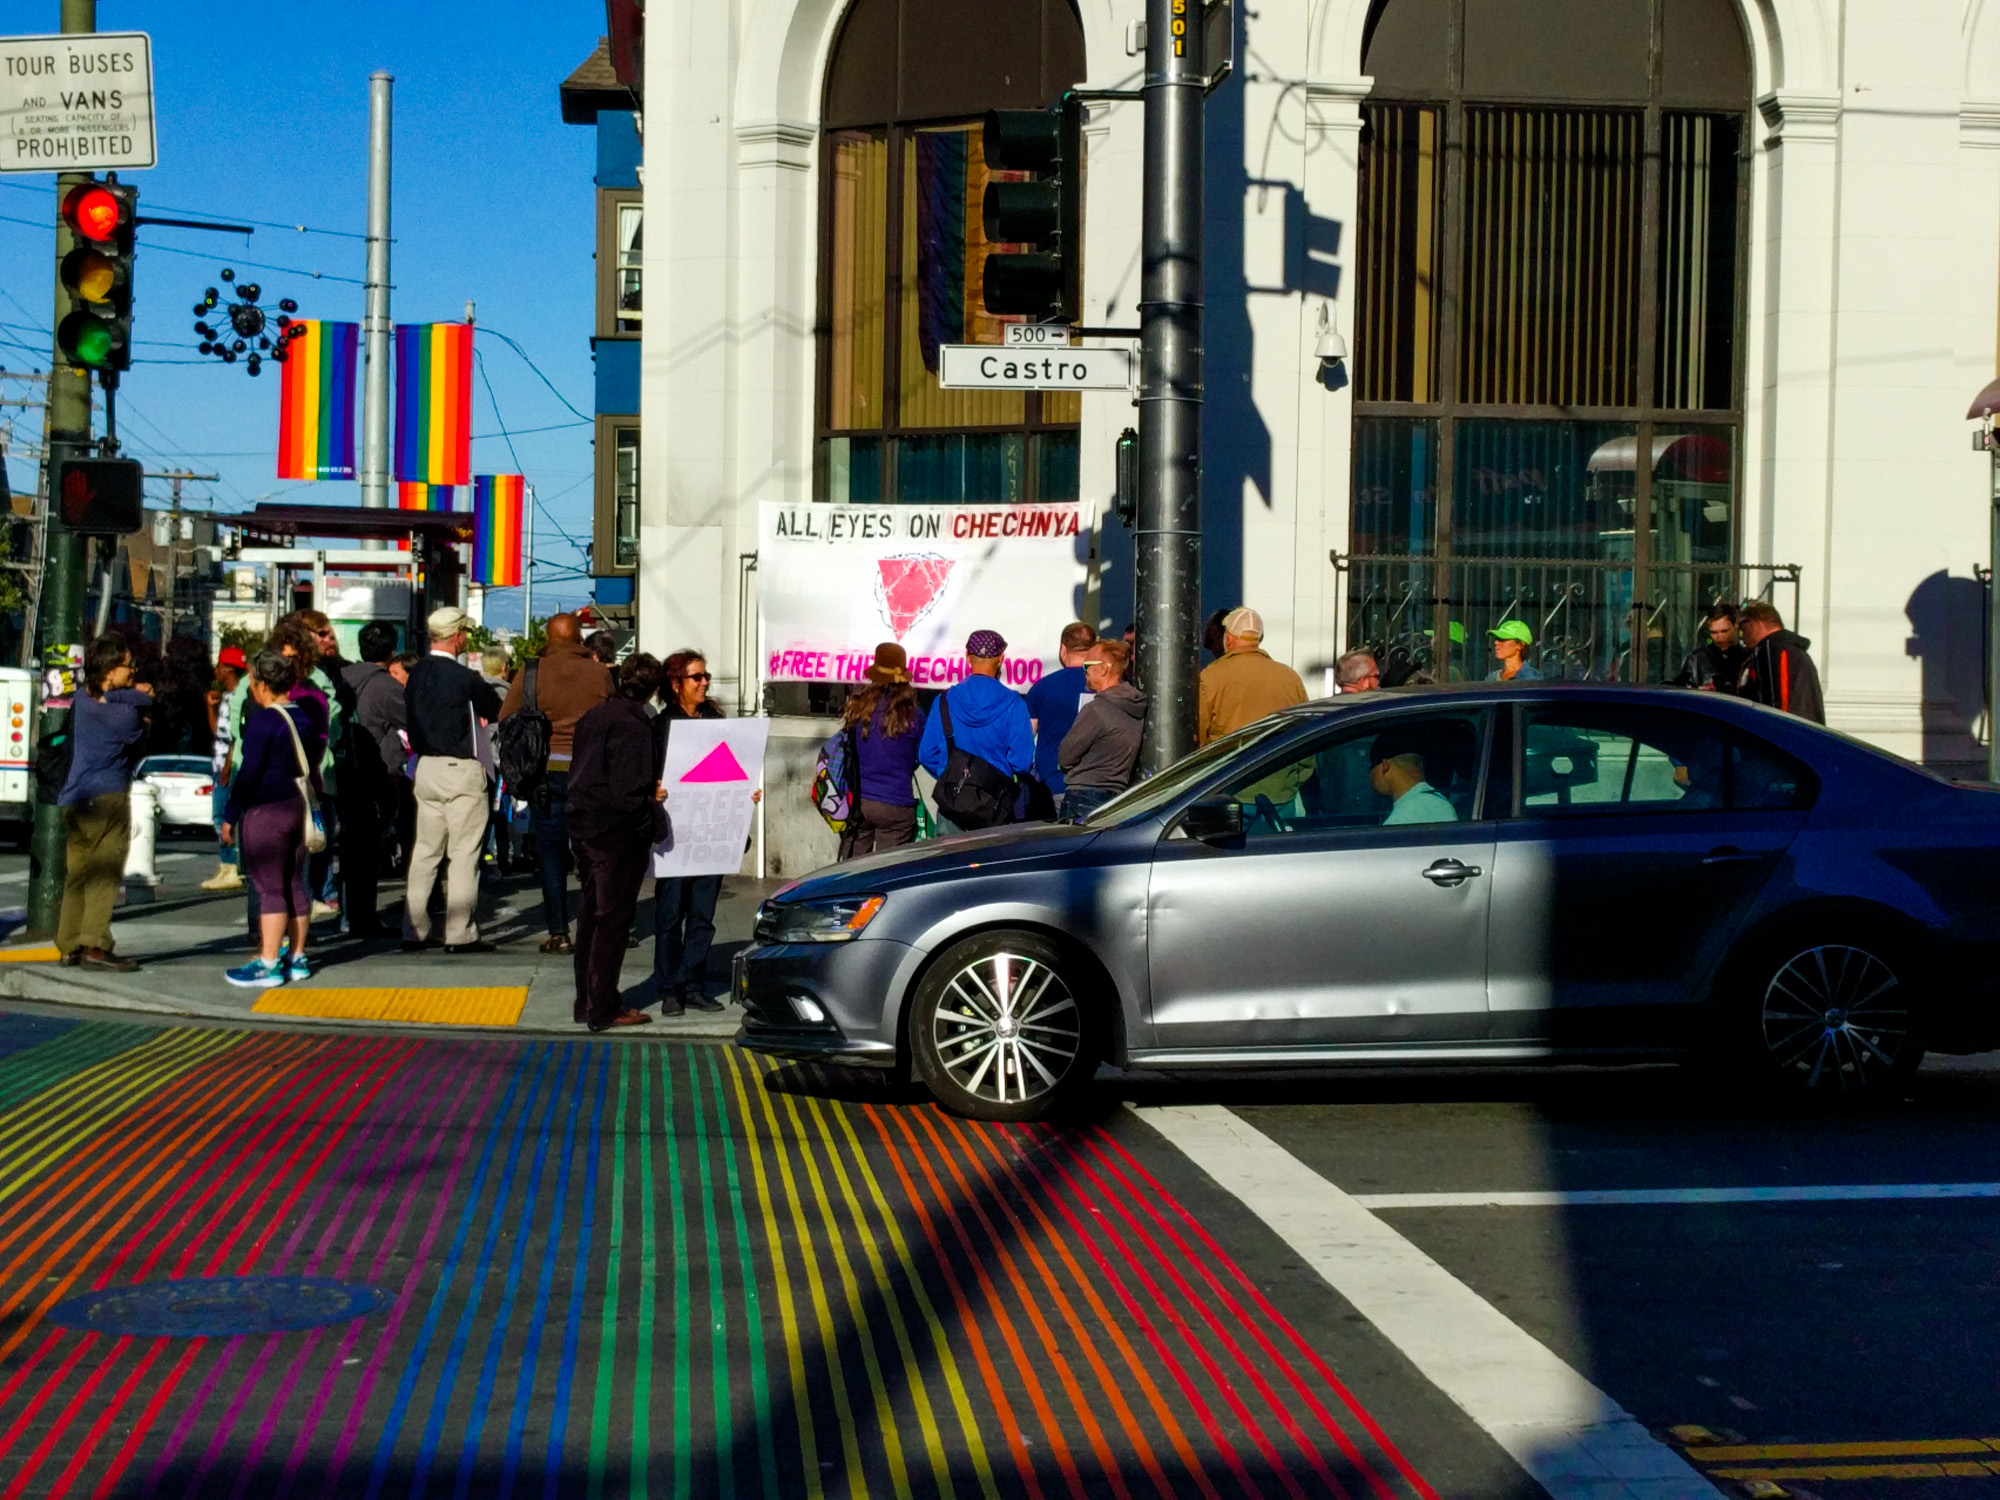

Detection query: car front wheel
xmin=910 ymin=931 xmax=1093 ymax=1121
xmin=1756 ymin=939 xmax=1921 ymax=1093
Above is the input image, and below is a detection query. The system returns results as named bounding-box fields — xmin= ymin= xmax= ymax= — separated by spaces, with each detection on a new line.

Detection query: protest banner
xmin=757 ymin=501 xmax=1092 ymax=690
xmin=652 ymin=718 xmax=770 ymax=878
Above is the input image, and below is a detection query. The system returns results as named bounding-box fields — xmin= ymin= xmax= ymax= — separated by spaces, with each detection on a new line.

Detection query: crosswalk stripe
xmin=1135 ymin=1102 xmax=1723 ymax=1500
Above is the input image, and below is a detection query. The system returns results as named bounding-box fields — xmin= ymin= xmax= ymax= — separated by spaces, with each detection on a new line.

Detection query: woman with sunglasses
xmin=649 ymin=650 xmax=759 ymax=1015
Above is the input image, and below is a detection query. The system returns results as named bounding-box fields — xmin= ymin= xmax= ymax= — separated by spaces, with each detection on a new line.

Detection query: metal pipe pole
xmin=27 ymin=0 xmax=98 ymax=937
xmin=1134 ymin=0 xmax=1204 ymax=776
xmin=358 ymin=71 xmax=393 ymax=546
xmin=523 ymin=482 xmax=535 ymax=634
xmin=1989 ymin=448 xmax=1999 ymax=781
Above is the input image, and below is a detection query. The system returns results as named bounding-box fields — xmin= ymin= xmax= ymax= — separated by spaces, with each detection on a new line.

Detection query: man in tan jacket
xmin=1197 ymin=606 xmax=1308 ymax=745
xmin=500 ymin=613 xmax=612 ymax=952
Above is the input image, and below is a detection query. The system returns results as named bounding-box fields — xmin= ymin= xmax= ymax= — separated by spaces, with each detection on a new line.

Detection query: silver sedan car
xmin=735 ymin=684 xmax=2000 ymax=1120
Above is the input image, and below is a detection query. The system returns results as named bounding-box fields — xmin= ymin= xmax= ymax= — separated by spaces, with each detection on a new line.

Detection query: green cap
xmin=1488 ymin=619 xmax=1534 ymax=645
xmin=1423 ymin=621 xmax=1468 ymax=645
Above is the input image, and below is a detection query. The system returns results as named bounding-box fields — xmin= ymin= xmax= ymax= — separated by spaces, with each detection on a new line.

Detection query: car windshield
xmin=1078 ymin=719 xmax=1294 ymax=828
xmin=139 ymin=757 xmax=210 ymax=777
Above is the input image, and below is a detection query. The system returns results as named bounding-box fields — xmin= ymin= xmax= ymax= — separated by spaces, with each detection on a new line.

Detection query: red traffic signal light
xmin=61 ymin=184 xmax=125 ymax=243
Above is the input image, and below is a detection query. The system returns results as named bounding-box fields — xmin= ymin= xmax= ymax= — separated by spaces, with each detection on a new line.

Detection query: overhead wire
xmin=0 ymin=210 xmax=366 ymax=284
xmin=474 ymin=347 xmax=588 ymax=569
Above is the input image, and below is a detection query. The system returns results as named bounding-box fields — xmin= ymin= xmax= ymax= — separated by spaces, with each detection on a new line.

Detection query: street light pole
xmin=27 ymin=0 xmax=99 ymax=938
xmin=359 ymin=71 xmax=393 ymax=547
xmin=1134 ymin=0 xmax=1205 ymax=775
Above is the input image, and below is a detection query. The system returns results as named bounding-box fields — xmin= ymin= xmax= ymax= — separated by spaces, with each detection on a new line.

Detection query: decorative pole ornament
xmin=192 ymin=268 xmax=306 ymax=377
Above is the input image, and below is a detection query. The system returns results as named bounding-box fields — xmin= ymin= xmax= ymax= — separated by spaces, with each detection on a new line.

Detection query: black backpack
xmin=32 ymin=711 xmax=71 ymax=804
xmin=932 ymin=695 xmax=1016 ymax=831
xmin=492 ymin=659 xmax=552 ymax=797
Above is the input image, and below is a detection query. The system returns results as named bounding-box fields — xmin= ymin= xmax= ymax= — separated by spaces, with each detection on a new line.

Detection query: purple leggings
xmin=241 ymin=799 xmax=310 ymax=919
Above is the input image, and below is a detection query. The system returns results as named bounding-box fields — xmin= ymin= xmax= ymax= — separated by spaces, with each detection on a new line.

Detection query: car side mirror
xmin=1180 ymin=798 xmax=1244 ymax=845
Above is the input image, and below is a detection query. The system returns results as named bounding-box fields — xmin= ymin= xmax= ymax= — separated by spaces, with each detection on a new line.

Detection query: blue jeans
xmin=533 ymin=771 xmax=573 ymax=936
xmin=1060 ymin=786 xmax=1118 ymax=822
xmin=653 ymin=874 xmax=722 ymax=995
xmin=212 ymin=778 xmax=237 ymax=866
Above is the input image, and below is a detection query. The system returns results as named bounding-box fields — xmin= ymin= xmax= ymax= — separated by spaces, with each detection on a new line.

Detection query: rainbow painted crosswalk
xmin=0 ymin=1014 xmax=1438 ymax=1499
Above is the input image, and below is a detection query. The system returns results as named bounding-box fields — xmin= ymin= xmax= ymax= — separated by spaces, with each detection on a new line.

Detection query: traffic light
xmin=53 ymin=457 xmax=143 ymax=535
xmin=56 ymin=177 xmax=137 ymax=375
xmin=981 ymin=97 xmax=1083 ymax=322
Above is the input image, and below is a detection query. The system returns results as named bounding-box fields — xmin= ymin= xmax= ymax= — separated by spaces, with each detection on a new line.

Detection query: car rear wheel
xmin=910 ymin=931 xmax=1093 ymax=1121
xmin=1755 ymin=939 xmax=1921 ymax=1093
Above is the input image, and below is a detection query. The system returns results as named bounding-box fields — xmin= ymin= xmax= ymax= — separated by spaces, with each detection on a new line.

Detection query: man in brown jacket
xmin=1197 ymin=606 xmax=1308 ymax=745
xmin=500 ymin=612 xmax=612 ymax=951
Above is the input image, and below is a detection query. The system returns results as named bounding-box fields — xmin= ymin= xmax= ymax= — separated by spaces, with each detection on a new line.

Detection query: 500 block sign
xmin=0 ymin=32 xmax=156 ymax=172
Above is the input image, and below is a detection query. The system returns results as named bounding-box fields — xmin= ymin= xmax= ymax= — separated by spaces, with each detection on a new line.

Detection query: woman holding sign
xmin=651 ymin=650 xmax=760 ymax=1015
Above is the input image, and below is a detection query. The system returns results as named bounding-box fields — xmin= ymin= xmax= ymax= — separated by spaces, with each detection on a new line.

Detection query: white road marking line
xmin=1354 ymin=1183 xmax=2000 ymax=1208
xmin=1135 ymin=1102 xmax=1722 ymax=1500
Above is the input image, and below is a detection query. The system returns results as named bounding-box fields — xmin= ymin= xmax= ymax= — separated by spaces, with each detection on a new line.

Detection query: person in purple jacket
xmin=836 ymin=643 xmax=924 ymax=860
xmin=219 ymin=650 xmax=328 ymax=989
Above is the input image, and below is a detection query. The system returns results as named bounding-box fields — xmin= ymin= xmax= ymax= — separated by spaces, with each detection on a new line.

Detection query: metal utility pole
xmin=523 ymin=482 xmax=535 ymax=633
xmin=1134 ymin=0 xmax=1205 ymax=776
xmin=358 ymin=71 xmax=393 ymax=545
xmin=28 ymin=0 xmax=99 ymax=937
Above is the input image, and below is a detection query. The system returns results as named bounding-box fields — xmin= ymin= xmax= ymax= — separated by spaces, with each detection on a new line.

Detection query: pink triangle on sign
xmin=681 ymin=740 xmax=750 ymax=783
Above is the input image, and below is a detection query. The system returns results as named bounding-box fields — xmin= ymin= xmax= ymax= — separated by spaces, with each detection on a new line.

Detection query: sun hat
xmin=965 ymin=629 xmax=1008 ymax=658
xmin=1488 ymin=619 xmax=1534 ymax=645
xmin=1222 ymin=606 xmax=1264 ymax=639
xmin=866 ymin=643 xmax=910 ymax=683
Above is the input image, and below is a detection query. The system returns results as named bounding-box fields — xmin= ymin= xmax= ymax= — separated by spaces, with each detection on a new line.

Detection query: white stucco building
xmin=624 ymin=0 xmax=2000 ymax=774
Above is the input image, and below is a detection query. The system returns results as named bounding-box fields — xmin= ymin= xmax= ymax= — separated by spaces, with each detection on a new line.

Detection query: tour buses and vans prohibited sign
xmin=757 ymin=501 xmax=1092 ymax=690
xmin=0 ymin=32 xmax=155 ymax=172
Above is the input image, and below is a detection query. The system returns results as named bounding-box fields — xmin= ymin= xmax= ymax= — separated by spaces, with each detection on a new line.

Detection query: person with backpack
xmin=565 ymin=653 xmax=665 ymax=1031
xmin=219 ymin=650 xmax=328 ymax=988
xmin=917 ymin=630 xmax=1034 ymax=834
xmin=499 ymin=612 xmax=611 ymax=953
xmin=832 ymin=644 xmax=924 ymax=860
xmin=55 ymin=635 xmax=153 ymax=972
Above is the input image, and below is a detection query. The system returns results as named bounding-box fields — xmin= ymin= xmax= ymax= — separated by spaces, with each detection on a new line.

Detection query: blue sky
xmin=0 ymin=0 xmax=608 ymax=628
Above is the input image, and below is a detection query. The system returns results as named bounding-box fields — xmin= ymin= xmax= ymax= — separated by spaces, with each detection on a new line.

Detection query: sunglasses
xmin=679 ymin=672 xmax=712 ymax=683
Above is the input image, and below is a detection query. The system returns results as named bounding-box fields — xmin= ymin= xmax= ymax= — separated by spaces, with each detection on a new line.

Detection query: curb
xmin=0 ymin=966 xmax=744 ymax=1041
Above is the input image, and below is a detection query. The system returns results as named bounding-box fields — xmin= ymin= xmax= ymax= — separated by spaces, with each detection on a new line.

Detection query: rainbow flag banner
xmin=473 ymin=474 xmax=525 ymax=587
xmin=397 ymin=481 xmax=458 ymax=511
xmin=275 ymin=321 xmax=359 ymax=480
xmin=393 ymin=322 xmax=472 ymax=485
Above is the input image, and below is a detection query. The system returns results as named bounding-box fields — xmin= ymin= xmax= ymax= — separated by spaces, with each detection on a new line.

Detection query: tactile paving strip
xmin=251 ymin=986 xmax=527 ymax=1026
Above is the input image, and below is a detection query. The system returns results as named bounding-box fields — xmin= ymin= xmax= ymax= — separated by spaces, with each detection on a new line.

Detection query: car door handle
xmin=1421 ymin=859 xmax=1483 ymax=886
xmin=1702 ymin=846 xmax=1764 ymax=866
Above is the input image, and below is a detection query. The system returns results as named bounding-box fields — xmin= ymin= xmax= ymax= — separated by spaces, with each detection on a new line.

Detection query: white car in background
xmin=135 ymin=755 xmax=215 ymax=830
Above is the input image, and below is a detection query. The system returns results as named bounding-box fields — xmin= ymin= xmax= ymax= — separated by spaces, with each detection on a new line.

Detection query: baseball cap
xmin=428 ymin=605 xmax=473 ymax=639
xmin=1488 ymin=620 xmax=1534 ymax=645
xmin=216 ymin=645 xmax=250 ymax=670
xmin=1222 ymin=606 xmax=1263 ymax=638
xmin=1424 ymin=621 xmax=1468 ymax=646
xmin=965 ymin=629 xmax=1008 ymax=658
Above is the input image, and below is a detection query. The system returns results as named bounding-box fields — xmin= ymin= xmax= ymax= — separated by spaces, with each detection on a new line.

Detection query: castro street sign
xmin=937 ymin=344 xmax=1134 ymax=391
xmin=0 ymin=32 xmax=156 ymax=173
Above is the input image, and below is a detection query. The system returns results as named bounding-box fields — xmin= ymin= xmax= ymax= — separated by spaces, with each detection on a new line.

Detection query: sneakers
xmin=225 ymin=956 xmax=287 ymax=989
xmin=200 ymin=865 xmax=244 ymax=892
xmin=286 ymin=950 xmax=311 ymax=982
xmin=310 ymin=900 xmax=340 ymax=922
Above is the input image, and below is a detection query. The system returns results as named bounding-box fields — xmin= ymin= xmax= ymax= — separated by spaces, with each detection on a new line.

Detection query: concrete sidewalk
xmin=0 ymin=847 xmax=784 ymax=1037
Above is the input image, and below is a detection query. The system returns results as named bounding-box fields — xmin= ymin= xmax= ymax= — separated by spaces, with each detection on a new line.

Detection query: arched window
xmin=817 ymin=0 xmax=1086 ymax=504
xmin=1350 ymin=0 xmax=1752 ymax=680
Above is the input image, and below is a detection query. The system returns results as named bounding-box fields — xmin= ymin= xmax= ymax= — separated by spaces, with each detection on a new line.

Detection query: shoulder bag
xmin=932 ymin=696 xmax=1016 ymax=831
xmin=274 ymin=703 xmax=329 ymax=854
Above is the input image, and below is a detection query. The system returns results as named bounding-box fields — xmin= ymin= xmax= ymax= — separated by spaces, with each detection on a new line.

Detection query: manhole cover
xmin=47 ymin=1276 xmax=388 ymax=1337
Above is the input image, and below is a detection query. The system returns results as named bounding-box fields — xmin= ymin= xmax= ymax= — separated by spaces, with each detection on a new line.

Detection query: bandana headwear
xmin=965 ymin=630 xmax=1008 ymax=658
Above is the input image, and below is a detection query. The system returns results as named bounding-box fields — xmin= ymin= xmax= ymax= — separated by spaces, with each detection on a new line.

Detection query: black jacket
xmin=1739 ymin=629 xmax=1824 ymax=724
xmin=650 ymin=696 xmax=724 ymax=769
xmin=568 ymin=697 xmax=668 ymax=844
xmin=1670 ymin=640 xmax=1747 ymax=693
xmin=405 ymin=652 xmax=503 ymax=759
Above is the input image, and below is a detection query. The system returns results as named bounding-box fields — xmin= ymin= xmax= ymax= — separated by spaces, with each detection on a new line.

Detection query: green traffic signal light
xmin=56 ymin=309 xmax=119 ymax=369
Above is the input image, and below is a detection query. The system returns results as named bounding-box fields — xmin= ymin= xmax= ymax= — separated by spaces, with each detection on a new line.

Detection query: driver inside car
xmin=1369 ymin=731 xmax=1459 ymax=825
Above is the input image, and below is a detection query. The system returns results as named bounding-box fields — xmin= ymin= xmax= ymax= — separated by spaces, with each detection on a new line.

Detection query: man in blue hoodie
xmin=918 ymin=629 xmax=1035 ymax=833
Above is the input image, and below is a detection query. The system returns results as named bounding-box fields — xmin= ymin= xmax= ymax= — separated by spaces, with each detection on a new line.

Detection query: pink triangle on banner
xmin=681 ymin=741 xmax=750 ymax=783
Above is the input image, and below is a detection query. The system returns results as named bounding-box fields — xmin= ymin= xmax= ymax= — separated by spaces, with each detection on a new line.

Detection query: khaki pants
xmin=57 ymin=791 xmax=129 ymax=957
xmin=404 ymin=756 xmax=487 ymax=946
